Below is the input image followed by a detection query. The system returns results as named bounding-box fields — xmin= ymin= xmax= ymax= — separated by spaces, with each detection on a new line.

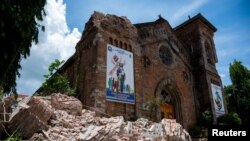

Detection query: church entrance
xmin=154 ymin=79 xmax=182 ymax=123
xmin=160 ymin=90 xmax=175 ymax=119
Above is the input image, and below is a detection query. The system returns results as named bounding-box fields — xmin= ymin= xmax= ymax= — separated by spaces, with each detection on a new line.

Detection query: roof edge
xmin=134 ymin=15 xmax=169 ymax=27
xmin=174 ymin=13 xmax=217 ymax=32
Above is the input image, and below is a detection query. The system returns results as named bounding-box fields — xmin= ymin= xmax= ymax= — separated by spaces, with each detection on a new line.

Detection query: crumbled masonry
xmin=4 ymin=93 xmax=191 ymax=140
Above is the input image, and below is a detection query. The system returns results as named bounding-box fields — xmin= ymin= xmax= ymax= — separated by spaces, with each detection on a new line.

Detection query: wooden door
xmin=160 ymin=103 xmax=175 ymax=119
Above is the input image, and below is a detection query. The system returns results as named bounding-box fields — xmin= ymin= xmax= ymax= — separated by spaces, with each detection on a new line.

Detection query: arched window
xmin=205 ymin=41 xmax=213 ymax=65
xmin=160 ymin=90 xmax=173 ymax=104
xmin=114 ymin=39 xmax=118 ymax=47
xmin=124 ymin=43 xmax=128 ymax=50
xmin=128 ymin=45 xmax=132 ymax=51
xmin=188 ymin=44 xmax=193 ymax=53
xmin=109 ymin=37 xmax=113 ymax=45
xmin=119 ymin=41 xmax=123 ymax=48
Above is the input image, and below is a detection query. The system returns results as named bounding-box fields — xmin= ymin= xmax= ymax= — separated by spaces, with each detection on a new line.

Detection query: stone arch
xmin=154 ymin=78 xmax=183 ymax=124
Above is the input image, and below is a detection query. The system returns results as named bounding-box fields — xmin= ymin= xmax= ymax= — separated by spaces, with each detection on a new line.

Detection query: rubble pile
xmin=33 ymin=110 xmax=191 ymax=141
xmin=3 ymin=93 xmax=191 ymax=141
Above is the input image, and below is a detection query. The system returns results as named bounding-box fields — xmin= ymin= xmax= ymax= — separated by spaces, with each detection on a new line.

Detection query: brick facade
xmin=59 ymin=12 xmax=226 ymax=130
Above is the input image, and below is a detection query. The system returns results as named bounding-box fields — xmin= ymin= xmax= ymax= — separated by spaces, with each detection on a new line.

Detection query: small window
xmin=128 ymin=45 xmax=132 ymax=51
xmin=119 ymin=41 xmax=123 ymax=48
xmin=124 ymin=43 xmax=128 ymax=50
xmin=109 ymin=37 xmax=113 ymax=45
xmin=205 ymin=41 xmax=214 ymax=65
xmin=188 ymin=44 xmax=193 ymax=53
xmin=114 ymin=39 xmax=118 ymax=47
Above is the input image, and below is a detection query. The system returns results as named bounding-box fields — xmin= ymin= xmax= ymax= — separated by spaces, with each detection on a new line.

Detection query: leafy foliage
xmin=40 ymin=59 xmax=76 ymax=96
xmin=190 ymin=108 xmax=212 ymax=137
xmin=201 ymin=108 xmax=213 ymax=126
xmin=224 ymin=60 xmax=250 ymax=124
xmin=0 ymin=0 xmax=46 ymax=93
xmin=127 ymin=113 xmax=145 ymax=122
xmin=190 ymin=125 xmax=208 ymax=138
xmin=4 ymin=132 xmax=22 ymax=141
xmin=217 ymin=113 xmax=242 ymax=125
xmin=0 ymin=87 xmax=4 ymax=100
xmin=145 ymin=97 xmax=162 ymax=121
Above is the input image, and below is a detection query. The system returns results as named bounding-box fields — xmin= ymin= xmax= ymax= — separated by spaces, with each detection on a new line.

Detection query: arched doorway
xmin=155 ymin=78 xmax=182 ymax=123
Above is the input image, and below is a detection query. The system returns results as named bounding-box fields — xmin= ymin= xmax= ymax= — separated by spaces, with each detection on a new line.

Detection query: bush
xmin=201 ymin=108 xmax=213 ymax=126
xmin=217 ymin=113 xmax=242 ymax=125
xmin=40 ymin=59 xmax=76 ymax=96
xmin=4 ymin=132 xmax=22 ymax=141
xmin=190 ymin=125 xmax=202 ymax=137
xmin=145 ymin=97 xmax=161 ymax=121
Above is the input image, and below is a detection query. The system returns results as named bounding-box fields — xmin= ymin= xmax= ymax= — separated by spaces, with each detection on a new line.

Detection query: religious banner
xmin=211 ymin=84 xmax=225 ymax=118
xmin=106 ymin=44 xmax=135 ymax=104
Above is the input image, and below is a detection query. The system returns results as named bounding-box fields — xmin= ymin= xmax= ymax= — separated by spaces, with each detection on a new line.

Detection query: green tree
xmin=201 ymin=108 xmax=213 ymax=126
xmin=0 ymin=0 xmax=46 ymax=93
xmin=217 ymin=113 xmax=241 ymax=125
xmin=40 ymin=59 xmax=76 ymax=96
xmin=145 ymin=97 xmax=162 ymax=121
xmin=224 ymin=60 xmax=250 ymax=124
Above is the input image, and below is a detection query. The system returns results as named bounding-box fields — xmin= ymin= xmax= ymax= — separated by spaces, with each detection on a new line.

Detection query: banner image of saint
xmin=106 ymin=44 xmax=135 ymax=104
xmin=211 ymin=84 xmax=225 ymax=117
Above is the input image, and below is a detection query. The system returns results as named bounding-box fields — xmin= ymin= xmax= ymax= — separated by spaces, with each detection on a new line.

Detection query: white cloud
xmin=215 ymin=34 xmax=239 ymax=46
xmin=171 ymin=0 xmax=208 ymax=24
xmin=217 ymin=66 xmax=231 ymax=86
xmin=16 ymin=0 xmax=81 ymax=95
xmin=219 ymin=73 xmax=226 ymax=78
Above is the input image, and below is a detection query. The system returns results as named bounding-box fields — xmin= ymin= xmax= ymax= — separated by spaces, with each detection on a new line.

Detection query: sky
xmin=16 ymin=0 xmax=250 ymax=95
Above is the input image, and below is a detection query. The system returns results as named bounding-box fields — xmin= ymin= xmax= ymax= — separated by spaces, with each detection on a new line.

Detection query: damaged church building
xmin=55 ymin=11 xmax=227 ymax=130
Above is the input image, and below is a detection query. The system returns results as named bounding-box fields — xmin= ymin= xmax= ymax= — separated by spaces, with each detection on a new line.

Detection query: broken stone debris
xmin=45 ymin=111 xmax=191 ymax=141
xmin=7 ymin=96 xmax=53 ymax=139
xmin=51 ymin=93 xmax=82 ymax=116
xmin=3 ymin=93 xmax=191 ymax=140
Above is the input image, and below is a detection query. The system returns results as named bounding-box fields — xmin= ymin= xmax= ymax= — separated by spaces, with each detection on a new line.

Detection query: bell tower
xmin=174 ymin=13 xmax=227 ymax=123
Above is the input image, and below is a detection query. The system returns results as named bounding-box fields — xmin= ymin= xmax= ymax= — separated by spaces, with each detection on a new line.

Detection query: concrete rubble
xmin=2 ymin=93 xmax=191 ymax=140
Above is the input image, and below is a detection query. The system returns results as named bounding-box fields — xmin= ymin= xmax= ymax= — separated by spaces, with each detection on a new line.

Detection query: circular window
xmin=159 ymin=45 xmax=173 ymax=66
